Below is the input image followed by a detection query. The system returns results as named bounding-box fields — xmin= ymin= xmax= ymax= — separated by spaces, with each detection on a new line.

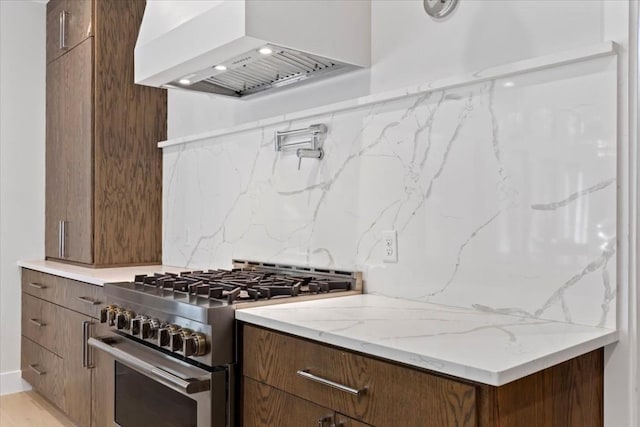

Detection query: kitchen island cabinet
xmin=45 ymin=0 xmax=165 ymax=267
xmin=241 ymin=324 xmax=604 ymax=427
xmin=21 ymin=268 xmax=106 ymax=427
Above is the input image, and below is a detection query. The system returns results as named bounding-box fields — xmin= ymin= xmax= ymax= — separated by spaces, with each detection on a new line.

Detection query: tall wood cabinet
xmin=45 ymin=0 xmax=166 ymax=267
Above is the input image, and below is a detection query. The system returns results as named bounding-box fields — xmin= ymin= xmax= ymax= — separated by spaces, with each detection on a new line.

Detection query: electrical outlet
xmin=382 ymin=230 xmax=398 ymax=263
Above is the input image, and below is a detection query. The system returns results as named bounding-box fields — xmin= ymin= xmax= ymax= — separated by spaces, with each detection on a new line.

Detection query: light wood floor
xmin=0 ymin=391 xmax=75 ymax=427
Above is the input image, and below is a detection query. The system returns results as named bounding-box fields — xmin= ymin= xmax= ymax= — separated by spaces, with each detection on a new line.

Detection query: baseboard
xmin=0 ymin=370 xmax=32 ymax=396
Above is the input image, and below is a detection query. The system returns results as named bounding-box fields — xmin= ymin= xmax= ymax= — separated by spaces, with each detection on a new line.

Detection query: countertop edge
xmin=235 ymin=309 xmax=618 ymax=386
xmin=17 ymin=259 xmax=179 ymax=287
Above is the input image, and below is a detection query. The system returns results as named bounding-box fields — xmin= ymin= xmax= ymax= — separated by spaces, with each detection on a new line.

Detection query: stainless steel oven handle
xmin=88 ymin=337 xmax=210 ymax=395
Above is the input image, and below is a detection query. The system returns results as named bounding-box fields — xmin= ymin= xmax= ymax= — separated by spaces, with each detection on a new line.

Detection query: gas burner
xmin=132 ymin=267 xmax=352 ymax=304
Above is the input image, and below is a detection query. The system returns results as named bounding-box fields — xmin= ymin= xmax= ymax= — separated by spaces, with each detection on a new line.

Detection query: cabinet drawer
xmin=22 ymin=269 xmax=104 ymax=318
xmin=244 ymin=377 xmax=371 ymax=427
xmin=22 ymin=294 xmax=62 ymax=356
xmin=243 ymin=325 xmax=478 ymax=427
xmin=21 ymin=337 xmax=64 ymax=410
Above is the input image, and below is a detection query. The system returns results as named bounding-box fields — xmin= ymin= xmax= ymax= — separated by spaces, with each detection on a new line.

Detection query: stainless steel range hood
xmin=134 ymin=1 xmax=371 ymax=98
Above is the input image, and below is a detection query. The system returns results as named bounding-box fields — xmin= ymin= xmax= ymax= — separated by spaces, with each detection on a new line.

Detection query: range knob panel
xmin=100 ymin=307 xmax=208 ymax=358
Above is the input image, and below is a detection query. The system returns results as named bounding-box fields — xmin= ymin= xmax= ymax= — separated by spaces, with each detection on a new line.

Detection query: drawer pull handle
xmin=29 ymin=318 xmax=46 ymax=327
xmin=296 ymin=369 xmax=366 ymax=396
xmin=28 ymin=282 xmax=46 ymax=290
xmin=28 ymin=364 xmax=46 ymax=376
xmin=77 ymin=296 xmax=100 ymax=305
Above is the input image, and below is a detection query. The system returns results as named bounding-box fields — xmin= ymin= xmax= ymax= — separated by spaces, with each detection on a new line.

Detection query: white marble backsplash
xmin=163 ymin=55 xmax=617 ymax=328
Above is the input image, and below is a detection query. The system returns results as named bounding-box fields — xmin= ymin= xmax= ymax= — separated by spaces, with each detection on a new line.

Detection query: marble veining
xmin=236 ymin=295 xmax=618 ymax=385
xmin=163 ymin=54 xmax=617 ymax=328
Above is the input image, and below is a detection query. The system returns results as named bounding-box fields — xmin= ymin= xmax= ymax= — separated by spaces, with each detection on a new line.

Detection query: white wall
xmin=0 ymin=0 xmax=46 ymax=395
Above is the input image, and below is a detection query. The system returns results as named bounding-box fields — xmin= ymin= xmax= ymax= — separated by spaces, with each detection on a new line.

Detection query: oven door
xmin=89 ymin=335 xmax=227 ymax=427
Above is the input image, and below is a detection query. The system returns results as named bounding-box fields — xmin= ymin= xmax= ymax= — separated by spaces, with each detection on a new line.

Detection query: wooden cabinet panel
xmin=243 ymin=326 xmax=477 ymax=427
xmin=22 ymin=269 xmax=104 ymax=319
xmin=45 ymin=55 xmax=65 ymax=259
xmin=21 ymin=337 xmax=64 ymax=410
xmin=244 ymin=378 xmax=370 ymax=427
xmin=482 ymin=349 xmax=604 ymax=427
xmin=92 ymin=0 xmax=165 ymax=266
xmin=63 ymin=37 xmax=94 ymax=264
xmin=22 ymin=294 xmax=62 ymax=356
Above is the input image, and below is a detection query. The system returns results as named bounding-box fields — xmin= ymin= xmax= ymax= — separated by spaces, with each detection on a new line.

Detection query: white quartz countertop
xmin=236 ymin=294 xmax=617 ymax=386
xmin=18 ymin=259 xmax=183 ymax=286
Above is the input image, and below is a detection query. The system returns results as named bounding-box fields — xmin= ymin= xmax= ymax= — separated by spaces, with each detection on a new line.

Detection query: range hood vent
xmin=135 ymin=1 xmax=370 ymax=99
xmin=170 ymin=45 xmax=352 ymax=97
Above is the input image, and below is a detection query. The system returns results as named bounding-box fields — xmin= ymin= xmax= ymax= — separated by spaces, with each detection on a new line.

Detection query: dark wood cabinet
xmin=21 ymin=269 xmax=106 ymax=427
xmin=242 ymin=325 xmax=604 ymax=427
xmin=45 ymin=0 xmax=165 ymax=267
xmin=46 ymin=37 xmax=93 ymax=264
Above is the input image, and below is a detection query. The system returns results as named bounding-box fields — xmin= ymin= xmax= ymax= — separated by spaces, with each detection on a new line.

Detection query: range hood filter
xmin=171 ymin=45 xmax=353 ymax=98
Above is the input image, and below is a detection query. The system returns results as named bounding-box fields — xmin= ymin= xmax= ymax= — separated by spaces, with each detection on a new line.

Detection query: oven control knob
xmin=130 ymin=318 xmax=141 ymax=336
xmin=158 ymin=328 xmax=170 ymax=347
xmin=183 ymin=333 xmax=207 ymax=357
xmin=116 ymin=310 xmax=135 ymax=330
xmin=158 ymin=325 xmax=178 ymax=347
xmin=101 ymin=305 xmax=118 ymax=325
xmin=109 ymin=307 xmax=121 ymax=326
xmin=140 ymin=320 xmax=155 ymax=339
xmin=169 ymin=330 xmax=184 ymax=351
xmin=115 ymin=313 xmax=127 ymax=330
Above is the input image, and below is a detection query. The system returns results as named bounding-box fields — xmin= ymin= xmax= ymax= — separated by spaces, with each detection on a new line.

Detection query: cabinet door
xmin=46 ymin=0 xmax=93 ymax=64
xmin=46 ymin=0 xmax=66 ymax=63
xmin=63 ymin=38 xmax=93 ymax=264
xmin=65 ymin=0 xmax=93 ymax=52
xmin=45 ymin=56 xmax=66 ymax=260
xmin=60 ymin=308 xmax=93 ymax=427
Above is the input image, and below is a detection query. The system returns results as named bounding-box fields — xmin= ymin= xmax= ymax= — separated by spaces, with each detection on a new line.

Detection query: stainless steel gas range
xmin=88 ymin=259 xmax=361 ymax=427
